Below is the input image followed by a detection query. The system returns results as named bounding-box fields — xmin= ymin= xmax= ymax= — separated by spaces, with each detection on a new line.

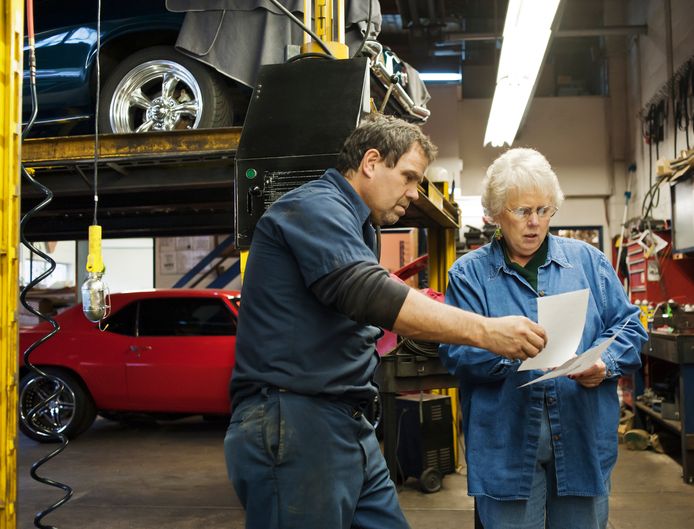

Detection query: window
xmin=550 ymin=226 xmax=603 ymax=251
xmin=138 ymin=298 xmax=236 ymax=337
xmin=105 ymin=302 xmax=138 ymax=336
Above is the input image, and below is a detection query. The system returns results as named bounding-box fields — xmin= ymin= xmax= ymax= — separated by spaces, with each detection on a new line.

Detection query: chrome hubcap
xmin=20 ymin=375 xmax=76 ymax=437
xmin=109 ymin=60 xmax=203 ymax=133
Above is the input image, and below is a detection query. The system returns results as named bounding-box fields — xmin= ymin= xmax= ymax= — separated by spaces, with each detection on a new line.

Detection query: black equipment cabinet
xmin=395 ymin=393 xmax=455 ymax=493
xmin=374 ymin=354 xmax=458 ymax=491
xmin=234 ymin=58 xmax=369 ymax=249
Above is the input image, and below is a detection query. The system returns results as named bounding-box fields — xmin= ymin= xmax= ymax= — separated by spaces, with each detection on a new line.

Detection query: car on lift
xmin=24 ymin=0 xmax=429 ymax=137
xmin=18 ymin=289 xmax=240 ymax=442
xmin=23 ymin=0 xmax=246 ymax=136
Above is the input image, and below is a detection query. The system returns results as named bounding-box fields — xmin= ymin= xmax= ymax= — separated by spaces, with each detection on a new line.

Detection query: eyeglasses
xmin=505 ymin=206 xmax=558 ymax=220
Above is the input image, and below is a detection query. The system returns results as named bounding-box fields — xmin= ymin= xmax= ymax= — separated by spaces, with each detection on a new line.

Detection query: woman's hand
xmin=569 ymin=359 xmax=607 ymax=388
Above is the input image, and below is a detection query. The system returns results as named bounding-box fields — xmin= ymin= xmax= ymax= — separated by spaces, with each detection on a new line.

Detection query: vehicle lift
xmin=1 ymin=1 xmax=461 ymax=527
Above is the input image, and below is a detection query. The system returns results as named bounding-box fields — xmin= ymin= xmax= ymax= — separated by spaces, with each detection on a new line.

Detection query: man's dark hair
xmin=336 ymin=114 xmax=437 ymax=174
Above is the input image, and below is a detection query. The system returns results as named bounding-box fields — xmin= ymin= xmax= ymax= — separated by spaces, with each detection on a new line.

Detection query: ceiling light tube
xmin=420 ymin=72 xmax=462 ymax=82
xmin=484 ymin=0 xmax=561 ymax=147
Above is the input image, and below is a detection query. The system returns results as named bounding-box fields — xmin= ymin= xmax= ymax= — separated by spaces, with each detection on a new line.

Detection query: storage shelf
xmin=634 ymin=401 xmax=682 ymax=434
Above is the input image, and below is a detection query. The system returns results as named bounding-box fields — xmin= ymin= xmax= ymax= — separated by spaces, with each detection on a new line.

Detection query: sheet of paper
xmin=518 ymin=333 xmax=619 ymax=388
xmin=518 ymin=289 xmax=589 ymax=371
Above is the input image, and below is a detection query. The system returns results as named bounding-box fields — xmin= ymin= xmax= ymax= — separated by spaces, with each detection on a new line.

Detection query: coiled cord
xmin=20 ymin=1 xmax=73 ymax=527
xmin=396 ymin=337 xmax=440 ymax=358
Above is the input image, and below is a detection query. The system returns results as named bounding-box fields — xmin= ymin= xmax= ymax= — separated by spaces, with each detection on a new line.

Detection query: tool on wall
xmin=641 ymin=57 xmax=694 ymax=162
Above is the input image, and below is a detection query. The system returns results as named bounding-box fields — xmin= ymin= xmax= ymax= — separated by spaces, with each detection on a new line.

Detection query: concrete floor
xmin=17 ymin=416 xmax=694 ymax=529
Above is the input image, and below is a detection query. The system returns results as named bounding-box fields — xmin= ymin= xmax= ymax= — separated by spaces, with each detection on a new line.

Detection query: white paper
xmin=518 ymin=333 xmax=619 ymax=388
xmin=518 ymin=289 xmax=589 ymax=371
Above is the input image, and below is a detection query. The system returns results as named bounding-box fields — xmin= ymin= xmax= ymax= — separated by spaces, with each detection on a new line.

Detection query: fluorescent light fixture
xmin=419 ymin=72 xmax=462 ymax=83
xmin=484 ymin=0 xmax=561 ymax=147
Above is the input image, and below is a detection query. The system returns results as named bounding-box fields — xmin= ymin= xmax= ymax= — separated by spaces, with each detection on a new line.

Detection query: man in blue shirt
xmin=224 ymin=115 xmax=548 ymax=529
xmin=440 ymin=148 xmax=648 ymax=529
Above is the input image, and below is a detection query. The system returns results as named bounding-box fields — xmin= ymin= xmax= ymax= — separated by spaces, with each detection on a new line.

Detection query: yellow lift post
xmin=1 ymin=1 xmax=23 ymax=528
xmin=425 ymin=180 xmax=461 ymax=467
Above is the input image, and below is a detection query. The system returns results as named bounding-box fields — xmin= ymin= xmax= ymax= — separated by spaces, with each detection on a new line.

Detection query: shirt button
xmin=553 ymin=434 xmax=561 ymax=441
xmin=539 ymin=290 xmax=545 ymax=296
xmin=547 ymin=397 xmax=555 ymax=405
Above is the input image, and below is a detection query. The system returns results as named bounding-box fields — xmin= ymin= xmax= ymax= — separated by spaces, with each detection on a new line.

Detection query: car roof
xmin=109 ymin=289 xmax=240 ymax=300
xmin=20 ymin=289 xmax=241 ymax=331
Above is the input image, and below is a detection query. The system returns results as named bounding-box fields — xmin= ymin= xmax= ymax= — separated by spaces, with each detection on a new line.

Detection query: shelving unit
xmin=635 ymin=331 xmax=694 ymax=484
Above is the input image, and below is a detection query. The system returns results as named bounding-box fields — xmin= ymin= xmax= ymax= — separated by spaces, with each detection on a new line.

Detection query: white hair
xmin=481 ymin=148 xmax=565 ymax=218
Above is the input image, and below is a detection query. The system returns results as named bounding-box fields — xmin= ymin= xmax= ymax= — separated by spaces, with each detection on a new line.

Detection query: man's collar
xmin=323 ymin=168 xmax=372 ymax=225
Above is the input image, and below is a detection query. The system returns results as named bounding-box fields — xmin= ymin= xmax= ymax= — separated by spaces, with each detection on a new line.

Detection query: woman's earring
xmin=494 ymin=226 xmax=503 ymax=240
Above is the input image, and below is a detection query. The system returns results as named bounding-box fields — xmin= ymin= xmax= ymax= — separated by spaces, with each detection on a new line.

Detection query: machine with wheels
xmin=395 ymin=393 xmax=455 ymax=493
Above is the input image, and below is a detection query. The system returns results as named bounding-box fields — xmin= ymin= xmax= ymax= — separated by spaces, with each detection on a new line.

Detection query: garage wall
xmin=76 ymin=238 xmax=154 ymax=295
xmin=624 ymin=0 xmax=694 ymax=223
xmin=154 ymin=236 xmax=242 ymax=291
xmin=423 ymin=85 xmax=614 ymax=253
xmin=422 ymin=0 xmax=694 ymax=258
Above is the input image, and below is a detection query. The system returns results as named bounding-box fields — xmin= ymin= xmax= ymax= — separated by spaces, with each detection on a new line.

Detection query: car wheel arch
xmin=19 ymin=364 xmax=90 ymax=392
xmin=87 ymin=28 xmax=180 ymax=97
xmin=97 ymin=44 xmax=235 ymax=133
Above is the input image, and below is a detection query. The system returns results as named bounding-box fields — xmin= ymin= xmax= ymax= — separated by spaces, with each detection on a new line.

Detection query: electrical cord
xmin=81 ymin=0 xmax=110 ymax=328
xmin=394 ymin=407 xmax=409 ymax=490
xmin=396 ymin=336 xmax=440 ymax=358
xmin=286 ymin=51 xmax=336 ymax=63
xmin=640 ymin=179 xmax=662 ymax=219
xmin=93 ymin=0 xmax=101 ymax=226
xmin=19 ymin=1 xmax=73 ymax=527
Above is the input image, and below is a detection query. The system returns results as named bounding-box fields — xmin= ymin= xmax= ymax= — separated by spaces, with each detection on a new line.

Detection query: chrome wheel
xmin=19 ymin=368 xmax=96 ymax=442
xmin=20 ymin=373 xmax=76 ymax=439
xmin=108 ymin=60 xmax=203 ymax=133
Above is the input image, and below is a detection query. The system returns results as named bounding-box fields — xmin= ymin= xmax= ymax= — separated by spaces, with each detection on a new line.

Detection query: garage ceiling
xmin=378 ymin=0 xmax=610 ymax=98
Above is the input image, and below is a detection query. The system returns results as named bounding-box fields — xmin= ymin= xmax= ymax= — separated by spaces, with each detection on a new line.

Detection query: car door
xmin=125 ymin=296 xmax=237 ymax=413
xmin=81 ymin=299 xmax=138 ymax=410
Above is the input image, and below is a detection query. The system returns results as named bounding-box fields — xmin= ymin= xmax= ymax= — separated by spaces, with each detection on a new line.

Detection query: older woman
xmin=440 ymin=148 xmax=647 ymax=529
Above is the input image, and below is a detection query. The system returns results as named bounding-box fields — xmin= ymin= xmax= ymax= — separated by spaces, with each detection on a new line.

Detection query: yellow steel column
xmin=426 ymin=227 xmax=456 ymax=294
xmin=300 ymin=0 xmax=349 ymax=58
xmin=0 ymin=1 xmax=23 ymax=527
xmin=427 ymin=226 xmax=462 ymax=467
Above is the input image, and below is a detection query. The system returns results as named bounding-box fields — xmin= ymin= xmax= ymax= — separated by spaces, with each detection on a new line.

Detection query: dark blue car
xmin=24 ymin=0 xmax=243 ymax=136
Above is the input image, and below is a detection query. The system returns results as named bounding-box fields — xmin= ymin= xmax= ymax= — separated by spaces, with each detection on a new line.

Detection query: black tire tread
xmin=98 ymin=45 xmax=234 ymax=133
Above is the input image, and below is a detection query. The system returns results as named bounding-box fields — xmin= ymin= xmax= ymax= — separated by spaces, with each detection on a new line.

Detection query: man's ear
xmin=361 ymin=148 xmax=381 ymax=178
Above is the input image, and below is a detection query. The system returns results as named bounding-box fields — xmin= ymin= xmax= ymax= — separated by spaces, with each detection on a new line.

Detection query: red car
xmin=19 ymin=289 xmax=240 ymax=442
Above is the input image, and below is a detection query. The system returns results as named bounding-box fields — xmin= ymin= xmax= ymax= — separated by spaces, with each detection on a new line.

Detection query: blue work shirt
xmin=231 ymin=168 xmax=382 ymax=407
xmin=439 ymin=235 xmax=647 ymax=499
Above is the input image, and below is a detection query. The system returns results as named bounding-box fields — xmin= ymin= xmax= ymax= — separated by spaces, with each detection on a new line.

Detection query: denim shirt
xmin=439 ymin=235 xmax=647 ymax=499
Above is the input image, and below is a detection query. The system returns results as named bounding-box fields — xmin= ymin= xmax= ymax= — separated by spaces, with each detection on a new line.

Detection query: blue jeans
xmin=476 ymin=402 xmax=610 ymax=529
xmin=224 ymin=388 xmax=410 ymax=529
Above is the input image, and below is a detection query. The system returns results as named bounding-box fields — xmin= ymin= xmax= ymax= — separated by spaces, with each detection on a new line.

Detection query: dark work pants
xmin=224 ymin=388 xmax=410 ymax=529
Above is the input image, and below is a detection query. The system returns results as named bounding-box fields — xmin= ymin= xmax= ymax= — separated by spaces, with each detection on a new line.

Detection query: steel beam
xmin=1 ymin=2 xmax=22 ymax=528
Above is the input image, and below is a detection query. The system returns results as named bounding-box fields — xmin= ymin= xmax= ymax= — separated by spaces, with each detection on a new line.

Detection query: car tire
xmin=98 ymin=45 xmax=233 ymax=133
xmin=19 ymin=367 xmax=97 ymax=443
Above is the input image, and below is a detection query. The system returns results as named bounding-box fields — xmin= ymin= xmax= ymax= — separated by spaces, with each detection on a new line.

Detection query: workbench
xmin=634 ymin=331 xmax=694 ymax=484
